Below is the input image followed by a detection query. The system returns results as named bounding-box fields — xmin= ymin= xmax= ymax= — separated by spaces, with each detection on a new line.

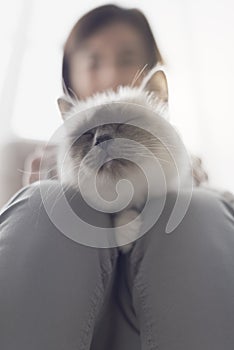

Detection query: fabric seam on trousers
xmin=78 ymin=265 xmax=115 ymax=350
xmin=134 ymin=275 xmax=159 ymax=350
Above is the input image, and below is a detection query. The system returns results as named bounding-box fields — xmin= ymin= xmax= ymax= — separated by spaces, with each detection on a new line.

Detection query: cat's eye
xmin=69 ymin=130 xmax=94 ymax=145
xmin=117 ymin=123 xmax=126 ymax=132
xmin=83 ymin=130 xmax=94 ymax=137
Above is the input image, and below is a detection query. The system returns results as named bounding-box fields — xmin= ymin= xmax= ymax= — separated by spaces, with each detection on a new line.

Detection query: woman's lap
xmin=1 ymin=182 xmax=234 ymax=349
xmin=0 ymin=181 xmax=119 ymax=349
xmin=128 ymin=188 xmax=234 ymax=349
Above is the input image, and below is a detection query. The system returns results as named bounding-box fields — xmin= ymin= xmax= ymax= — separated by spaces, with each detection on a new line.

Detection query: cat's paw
xmin=114 ymin=209 xmax=142 ymax=253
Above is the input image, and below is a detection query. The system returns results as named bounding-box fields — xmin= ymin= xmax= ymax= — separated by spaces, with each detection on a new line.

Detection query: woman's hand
xmin=22 ymin=145 xmax=58 ymax=186
xmin=191 ymin=155 xmax=209 ymax=186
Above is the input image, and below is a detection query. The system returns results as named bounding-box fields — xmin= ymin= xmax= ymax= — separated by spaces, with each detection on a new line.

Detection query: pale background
xmin=0 ymin=0 xmax=233 ymax=193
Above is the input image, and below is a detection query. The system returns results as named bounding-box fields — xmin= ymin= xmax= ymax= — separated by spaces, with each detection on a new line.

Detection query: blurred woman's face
xmin=69 ymin=22 xmax=150 ymax=99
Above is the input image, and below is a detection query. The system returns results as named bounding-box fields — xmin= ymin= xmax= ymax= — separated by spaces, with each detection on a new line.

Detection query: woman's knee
xmin=129 ymin=187 xmax=234 ymax=266
xmin=0 ymin=180 xmax=118 ymax=275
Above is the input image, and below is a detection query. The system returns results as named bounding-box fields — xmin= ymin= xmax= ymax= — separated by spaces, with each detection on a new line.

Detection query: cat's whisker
xmin=130 ymin=64 xmax=149 ymax=88
xmin=102 ymin=102 xmax=114 ymax=114
xmin=68 ymin=87 xmax=79 ymax=104
xmin=123 ymin=142 xmax=178 ymax=150
xmin=48 ymin=183 xmax=73 ymax=213
xmin=107 ymin=148 xmax=171 ymax=163
xmin=115 ymin=144 xmax=170 ymax=153
xmin=38 ymin=180 xmax=69 ymax=216
xmin=69 ymin=190 xmax=80 ymax=201
xmin=17 ymin=168 xmax=51 ymax=176
xmin=61 ymin=165 xmax=80 ymax=175
xmin=135 ymin=155 xmax=170 ymax=163
xmin=117 ymin=152 xmax=171 ymax=163
xmin=130 ymin=68 xmax=141 ymax=88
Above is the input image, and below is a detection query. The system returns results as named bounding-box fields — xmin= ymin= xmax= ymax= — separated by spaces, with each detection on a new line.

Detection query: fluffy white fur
xmin=57 ymin=67 xmax=191 ymax=253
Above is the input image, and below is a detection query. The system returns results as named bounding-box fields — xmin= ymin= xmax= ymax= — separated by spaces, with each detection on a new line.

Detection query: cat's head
xmin=56 ymin=67 xmax=184 ymax=193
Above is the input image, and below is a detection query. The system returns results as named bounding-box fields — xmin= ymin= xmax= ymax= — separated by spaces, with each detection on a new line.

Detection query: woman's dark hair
xmin=62 ymin=4 xmax=163 ymax=93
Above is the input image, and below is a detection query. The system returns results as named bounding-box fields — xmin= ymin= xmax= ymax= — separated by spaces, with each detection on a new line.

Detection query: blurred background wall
xmin=0 ymin=0 xmax=233 ymax=206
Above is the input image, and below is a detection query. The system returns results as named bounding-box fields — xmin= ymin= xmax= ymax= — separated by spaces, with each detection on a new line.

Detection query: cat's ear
xmin=142 ymin=67 xmax=168 ymax=102
xmin=57 ymin=97 xmax=73 ymax=120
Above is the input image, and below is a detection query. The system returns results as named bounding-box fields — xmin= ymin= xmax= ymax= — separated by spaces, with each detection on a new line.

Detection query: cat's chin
xmin=99 ymin=159 xmax=116 ymax=172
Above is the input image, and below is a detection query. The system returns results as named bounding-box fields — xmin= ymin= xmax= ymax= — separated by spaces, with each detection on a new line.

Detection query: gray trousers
xmin=0 ymin=180 xmax=234 ymax=350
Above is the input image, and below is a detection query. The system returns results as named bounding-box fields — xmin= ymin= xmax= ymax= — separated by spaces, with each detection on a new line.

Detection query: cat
xmin=56 ymin=66 xmax=192 ymax=253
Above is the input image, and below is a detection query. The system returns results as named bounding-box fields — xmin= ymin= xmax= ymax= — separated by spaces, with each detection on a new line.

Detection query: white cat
xmin=57 ymin=67 xmax=191 ymax=253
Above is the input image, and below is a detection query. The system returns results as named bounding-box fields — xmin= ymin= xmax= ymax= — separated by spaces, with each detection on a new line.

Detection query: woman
xmin=23 ymin=4 xmax=164 ymax=185
xmin=1 ymin=5 xmax=234 ymax=350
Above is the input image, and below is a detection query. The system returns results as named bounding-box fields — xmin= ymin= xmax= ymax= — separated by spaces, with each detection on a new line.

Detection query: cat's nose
xmin=94 ymin=134 xmax=113 ymax=146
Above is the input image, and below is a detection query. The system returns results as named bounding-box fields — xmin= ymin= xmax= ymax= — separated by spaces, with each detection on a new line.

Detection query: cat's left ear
xmin=141 ymin=67 xmax=168 ymax=102
xmin=57 ymin=97 xmax=74 ymax=120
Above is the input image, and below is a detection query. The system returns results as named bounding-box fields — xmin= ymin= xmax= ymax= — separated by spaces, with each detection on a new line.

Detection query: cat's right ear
xmin=57 ymin=97 xmax=73 ymax=120
xmin=141 ymin=67 xmax=168 ymax=103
